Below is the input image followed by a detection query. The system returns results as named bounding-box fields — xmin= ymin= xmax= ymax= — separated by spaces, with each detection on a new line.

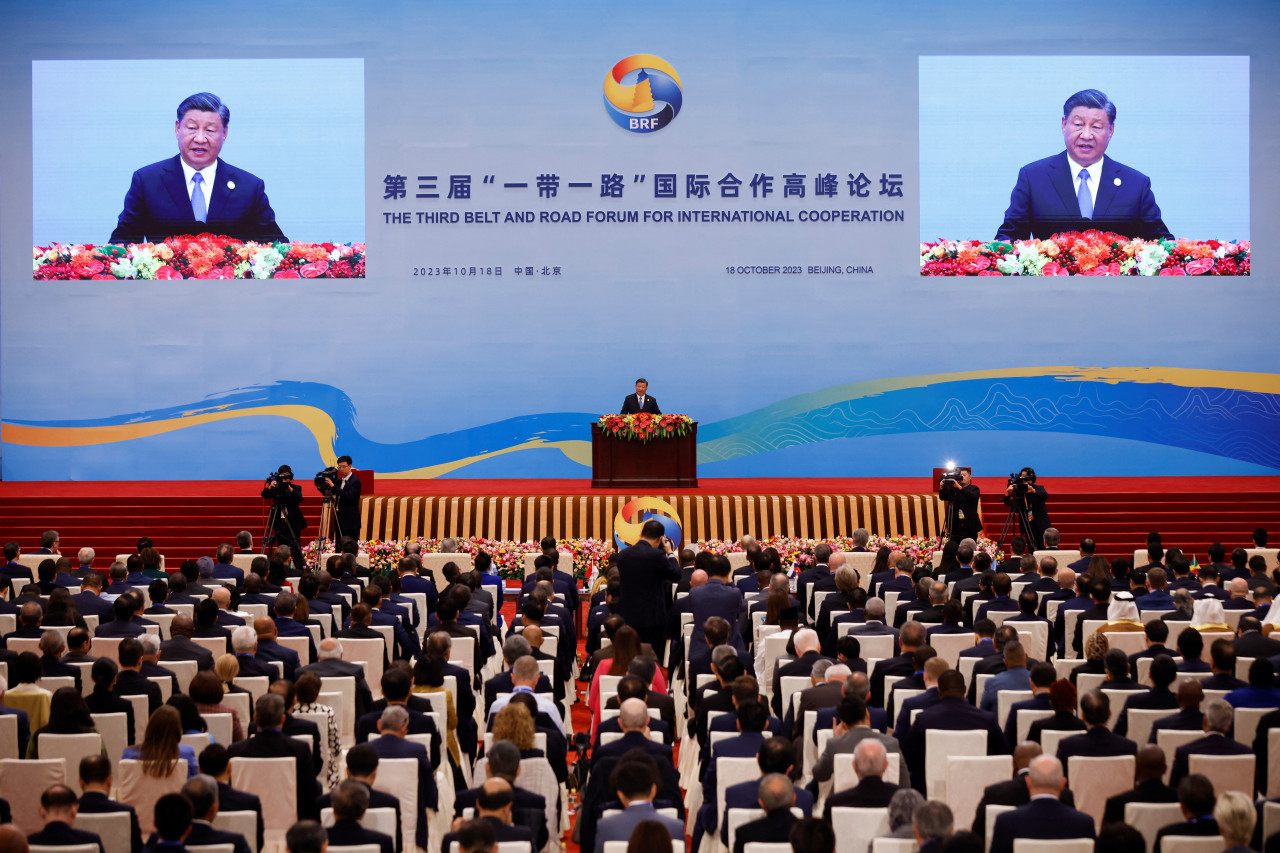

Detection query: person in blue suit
xmin=678 ymin=556 xmax=748 ymax=651
xmin=995 ymin=89 xmax=1172 ymax=242
xmin=593 ymin=756 xmax=685 ymax=853
xmin=109 ymin=92 xmax=286 ymax=244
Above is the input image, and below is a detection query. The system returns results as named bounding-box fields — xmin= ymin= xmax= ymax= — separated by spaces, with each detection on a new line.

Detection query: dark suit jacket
xmin=110 ymin=155 xmax=286 ymax=244
xmin=1169 ymin=732 xmax=1253 ymax=787
xmin=823 ymin=776 xmax=899 ymax=818
xmin=990 ymin=797 xmax=1095 ymax=853
xmin=732 ymin=809 xmax=797 ymax=853
xmin=27 ymin=820 xmax=104 ymax=853
xmin=995 ymin=151 xmax=1172 ymax=241
xmin=1155 ymin=817 xmax=1219 ymax=853
xmin=115 ymin=669 xmax=163 ymax=716
xmin=159 ymin=635 xmax=216 ymax=670
xmin=904 ymin=697 xmax=1008 ymax=792
xmin=334 ymin=474 xmax=363 ymax=539
xmin=78 ymin=790 xmax=142 ymax=853
xmin=620 ymin=394 xmax=661 ymax=414
xmin=773 ymin=651 xmax=834 ymax=717
xmin=298 ymin=658 xmax=374 ymax=718
xmin=227 ymin=728 xmax=321 ymax=820
xmin=1102 ymin=777 xmax=1178 ymax=826
xmin=1056 ymin=726 xmax=1138 ymax=772
xmin=369 ymin=734 xmax=438 ymax=846
xmin=217 ymin=782 xmax=264 ymax=850
xmin=185 ymin=820 xmax=252 ymax=853
xmin=616 ymin=542 xmax=680 ymax=629
xmin=973 ymin=773 xmax=1076 ymax=843
xmin=328 ymin=819 xmax=393 ymax=853
xmin=683 ymin=581 xmax=748 ymax=649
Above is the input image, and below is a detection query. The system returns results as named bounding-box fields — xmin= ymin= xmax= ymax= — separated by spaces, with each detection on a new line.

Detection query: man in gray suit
xmin=593 ymin=755 xmax=686 ymax=853
xmin=812 ymin=694 xmax=900 ymax=784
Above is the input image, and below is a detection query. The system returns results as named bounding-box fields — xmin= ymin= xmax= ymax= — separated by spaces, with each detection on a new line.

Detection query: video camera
xmin=314 ymin=466 xmax=339 ymax=495
xmin=264 ymin=469 xmax=294 ymax=500
xmin=939 ymin=466 xmax=965 ymax=485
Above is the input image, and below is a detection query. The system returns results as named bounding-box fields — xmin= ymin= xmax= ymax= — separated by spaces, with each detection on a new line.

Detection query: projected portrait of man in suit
xmin=995 ymin=88 xmax=1172 ymax=242
xmin=109 ymin=92 xmax=286 ymax=244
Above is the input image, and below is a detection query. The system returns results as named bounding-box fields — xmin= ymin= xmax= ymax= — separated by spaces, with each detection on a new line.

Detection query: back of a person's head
xmin=285 ymin=820 xmax=329 ymax=853
xmin=332 ymin=778 xmax=370 ymax=821
xmin=455 ymin=818 xmax=497 ymax=853
xmin=788 ymin=817 xmax=835 ymax=853
xmin=153 ymin=792 xmax=194 ymax=841
xmin=1094 ymin=823 xmax=1146 ymax=853
xmin=610 ymin=750 xmax=659 ymax=800
xmin=912 ymin=800 xmax=955 ymax=842
xmin=1177 ymin=773 xmax=1215 ymax=816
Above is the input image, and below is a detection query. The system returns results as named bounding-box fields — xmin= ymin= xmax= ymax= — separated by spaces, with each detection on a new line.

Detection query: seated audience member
xmin=143 ymin=792 xmax=193 ymax=853
xmin=325 ymin=779 xmax=395 ymax=853
xmin=1168 ymin=699 xmax=1252 ymax=787
xmin=1214 ymin=790 xmax=1255 ymax=853
xmin=822 ymin=738 xmax=899 ymax=817
xmin=1150 ymin=678 xmax=1207 ymax=741
xmin=592 ymin=756 xmax=686 ymax=853
xmin=1055 ymin=689 xmax=1136 ymax=770
xmin=181 ymin=773 xmax=253 ymax=853
xmin=732 ymin=774 xmax=801 ymax=853
xmin=77 ymin=754 xmax=142 ymax=853
xmin=198 ymin=743 xmax=264 ymax=851
xmin=27 ymin=784 xmax=104 ymax=853
xmin=911 ymin=799 xmax=954 ymax=853
xmin=1101 ymin=744 xmax=1178 ymax=825
xmin=1114 ymin=653 xmax=1178 ymax=737
xmin=989 ymin=755 xmax=1094 ymax=853
xmin=1154 ymin=773 xmax=1220 ymax=853
xmin=973 ymin=742 xmax=1077 ymax=845
xmin=788 ymin=818 xmax=835 ymax=853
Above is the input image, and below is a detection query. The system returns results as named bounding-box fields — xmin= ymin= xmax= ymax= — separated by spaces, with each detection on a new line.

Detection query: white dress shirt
xmin=1067 ymin=154 xmax=1103 ymax=211
xmin=179 ymin=158 xmax=219 ymax=202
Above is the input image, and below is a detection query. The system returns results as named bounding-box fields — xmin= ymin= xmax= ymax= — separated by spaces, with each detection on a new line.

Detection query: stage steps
xmin=0 ymin=486 xmax=1275 ymax=569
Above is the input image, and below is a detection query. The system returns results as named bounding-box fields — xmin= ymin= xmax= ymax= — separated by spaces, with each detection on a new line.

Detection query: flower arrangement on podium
xmin=33 ymin=233 xmax=365 ymax=280
xmin=597 ymin=412 xmax=694 ymax=442
xmin=920 ymin=230 xmax=1249 ymax=276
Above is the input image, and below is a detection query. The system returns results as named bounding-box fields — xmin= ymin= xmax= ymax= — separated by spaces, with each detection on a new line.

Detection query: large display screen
xmin=1 ymin=1 xmax=1275 ymax=480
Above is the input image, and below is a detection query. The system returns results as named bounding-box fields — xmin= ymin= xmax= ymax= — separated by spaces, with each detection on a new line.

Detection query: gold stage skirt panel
xmin=351 ymin=492 xmax=948 ymax=544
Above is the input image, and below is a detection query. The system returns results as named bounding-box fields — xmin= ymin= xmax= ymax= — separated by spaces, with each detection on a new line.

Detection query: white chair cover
xmin=1157 ymin=838 xmax=1228 ymax=853
xmin=0 ymin=758 xmax=65 ymax=834
xmin=1188 ymin=754 xmax=1255 ymax=799
xmin=1066 ymin=755 xmax=1134 ymax=829
xmin=74 ymin=810 xmax=133 ymax=853
xmin=830 ymin=807 xmax=889 ymax=853
xmin=230 ymin=756 xmax=297 ymax=839
xmin=1124 ymin=802 xmax=1184 ymax=853
xmin=117 ymin=758 xmax=187 ymax=834
xmin=37 ymin=732 xmax=103 ymax=794
xmin=212 ymin=811 xmax=259 ymax=853
xmin=925 ymin=729 xmax=987 ymax=800
xmin=946 ymin=755 xmax=1011 ymax=832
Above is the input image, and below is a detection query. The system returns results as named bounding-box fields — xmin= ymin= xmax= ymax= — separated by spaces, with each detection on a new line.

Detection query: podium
xmin=591 ymin=422 xmax=698 ymax=489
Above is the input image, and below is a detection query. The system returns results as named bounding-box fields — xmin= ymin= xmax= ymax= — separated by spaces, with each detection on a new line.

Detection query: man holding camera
xmin=1003 ymin=467 xmax=1051 ymax=551
xmin=318 ymin=456 xmax=362 ymax=540
xmin=260 ymin=465 xmax=307 ymax=571
xmin=939 ymin=468 xmax=982 ymax=544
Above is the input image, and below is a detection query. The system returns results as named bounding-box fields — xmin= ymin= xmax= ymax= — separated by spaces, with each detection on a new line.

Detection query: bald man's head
xmin=254 ymin=616 xmax=277 ymax=639
xmin=211 ymin=587 xmax=231 ymax=609
xmin=522 ymin=625 xmax=543 ymax=648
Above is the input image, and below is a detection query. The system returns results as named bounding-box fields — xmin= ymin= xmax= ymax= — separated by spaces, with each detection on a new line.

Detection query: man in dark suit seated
xmin=72 ymin=572 xmax=115 ymax=621
xmin=1151 ymin=679 xmax=1206 ymax=742
xmin=1114 ymin=654 xmax=1179 ymax=739
xmin=198 ymin=744 xmax=264 ymax=853
xmin=136 ymin=633 xmax=179 ymax=696
xmin=720 ymin=736 xmax=813 ymax=846
xmin=454 ymin=741 xmax=547 ymax=852
xmin=229 ymin=624 xmax=278 ymax=680
xmin=1154 ymin=773 xmax=1220 ymax=853
xmin=251 ymin=617 xmax=301 ymax=681
xmin=109 ymin=93 xmax=286 ymax=245
xmin=772 ymin=627 xmax=834 ymax=717
xmin=315 ymin=745 xmax=403 ymax=853
xmin=989 ymin=755 xmax=1094 ymax=853
xmin=1169 ymin=698 xmax=1253 ymax=787
xmin=679 ymin=556 xmax=749 ymax=652
xmin=283 ymin=820 xmax=327 ymax=853
xmin=368 ymin=705 xmax=437 ymax=851
xmin=114 ymin=637 xmax=163 ymax=717
xmin=594 ymin=698 xmax=673 ymax=776
xmin=27 ymin=784 xmax=105 ymax=853
xmin=77 ymin=754 xmax=142 ymax=853
xmin=619 ymin=378 xmax=661 ymax=414
xmin=39 ymin=630 xmax=83 ymax=691
xmin=1127 ymin=620 xmax=1174 ymax=680
xmin=823 ymin=737 xmax=899 ymax=818
xmin=297 ymin=637 xmax=374 ymax=719
xmin=94 ymin=596 xmax=146 ymax=639
xmin=1102 ymin=744 xmax=1178 ymax=826
xmin=142 ymin=793 xmax=194 ymax=853
xmin=441 ymin=778 xmax=532 ymax=853
xmin=592 ymin=754 xmax=685 ymax=853
xmin=597 ymin=674 xmax=674 ymax=747
xmin=180 ymin=774 xmax=253 ymax=853
xmin=324 ymin=780 xmax=394 ymax=853
xmin=1055 ymin=690 xmax=1137 ymax=776
xmin=995 ymin=88 xmax=1171 ymax=242
xmin=227 ymin=693 xmax=321 ymax=820
xmin=159 ymin=614 xmax=216 ymax=671
xmin=903 ymin=669 xmax=1008 ymax=793
xmin=732 ymin=774 xmax=801 ymax=853
xmin=245 ymin=680 xmax=322 ymax=779
xmin=973 ymin=743 xmax=1078 ymax=846
xmin=356 ymin=669 xmax=441 ymax=767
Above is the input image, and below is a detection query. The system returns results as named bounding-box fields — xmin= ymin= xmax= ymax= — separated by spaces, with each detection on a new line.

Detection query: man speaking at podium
xmin=109 ymin=92 xmax=287 ymax=245
xmin=995 ymin=89 xmax=1172 ymax=242
xmin=620 ymin=378 xmax=661 ymax=415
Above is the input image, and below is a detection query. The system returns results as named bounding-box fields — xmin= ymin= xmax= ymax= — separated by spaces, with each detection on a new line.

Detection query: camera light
xmin=945 ymin=460 xmax=955 ymax=469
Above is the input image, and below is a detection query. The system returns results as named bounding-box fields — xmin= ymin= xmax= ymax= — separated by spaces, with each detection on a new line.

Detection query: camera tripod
xmin=262 ymin=494 xmax=300 ymax=555
xmin=318 ymin=493 xmax=345 ymax=544
xmin=996 ymin=488 xmax=1042 ymax=552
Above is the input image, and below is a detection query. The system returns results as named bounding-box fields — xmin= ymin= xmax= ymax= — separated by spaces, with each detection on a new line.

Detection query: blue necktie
xmin=1076 ymin=168 xmax=1092 ymax=219
xmin=191 ymin=173 xmax=207 ymax=222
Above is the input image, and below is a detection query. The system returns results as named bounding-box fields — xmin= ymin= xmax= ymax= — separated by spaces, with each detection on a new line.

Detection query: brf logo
xmin=603 ymin=54 xmax=683 ymax=133
xmin=613 ymin=497 xmax=683 ymax=549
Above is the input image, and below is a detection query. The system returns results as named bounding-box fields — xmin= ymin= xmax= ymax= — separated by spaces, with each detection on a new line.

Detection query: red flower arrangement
xmin=597 ymin=413 xmax=694 ymax=443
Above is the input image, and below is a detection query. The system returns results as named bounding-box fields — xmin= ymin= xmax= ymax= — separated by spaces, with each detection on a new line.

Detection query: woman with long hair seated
xmin=42 ymin=589 xmax=86 ymax=628
xmin=412 ymin=656 xmax=459 ymax=767
xmin=123 ymin=705 xmax=198 ymax=778
xmin=490 ymin=702 xmax=542 ymax=761
xmin=165 ymin=694 xmax=208 ymax=736
xmin=26 ymin=687 xmax=105 ymax=758
xmin=84 ymin=658 xmax=136 ymax=745
xmin=587 ymin=625 xmax=667 ymax=733
xmin=187 ymin=670 xmax=245 ymax=742
xmin=293 ymin=672 xmax=341 ymax=791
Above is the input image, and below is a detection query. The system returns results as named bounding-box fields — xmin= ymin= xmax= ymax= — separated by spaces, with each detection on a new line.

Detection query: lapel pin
xmin=1113 ymin=177 xmax=1121 ymax=187
xmin=227 ymin=180 xmax=236 ymax=190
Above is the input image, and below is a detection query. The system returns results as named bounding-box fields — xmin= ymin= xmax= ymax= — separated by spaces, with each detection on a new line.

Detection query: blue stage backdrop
xmin=1 ymin=0 xmax=1277 ymax=480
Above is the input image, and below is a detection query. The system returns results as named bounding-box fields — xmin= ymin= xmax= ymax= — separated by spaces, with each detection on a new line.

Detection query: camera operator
xmin=260 ymin=464 xmax=307 ymax=571
xmin=1003 ymin=466 xmax=1050 ymax=550
xmin=939 ymin=467 xmax=983 ymax=544
xmin=318 ymin=455 xmax=362 ymax=540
